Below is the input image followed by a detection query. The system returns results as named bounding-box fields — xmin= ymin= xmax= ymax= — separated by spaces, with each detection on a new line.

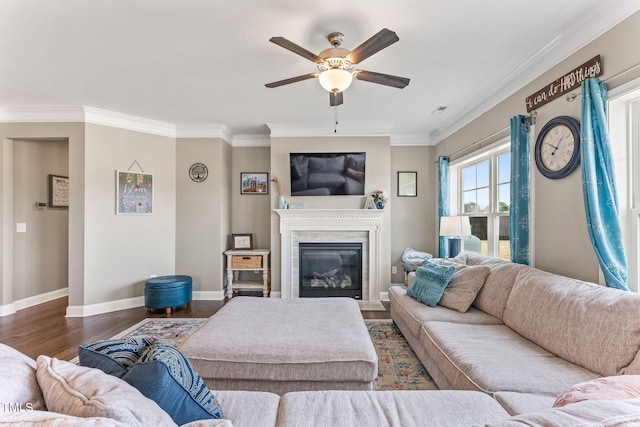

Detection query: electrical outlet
xmin=391 ymin=265 xmax=397 ymax=274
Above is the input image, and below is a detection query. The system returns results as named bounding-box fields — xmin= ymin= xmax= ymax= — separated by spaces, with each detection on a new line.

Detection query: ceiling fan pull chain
xmin=334 ymin=105 xmax=339 ymax=133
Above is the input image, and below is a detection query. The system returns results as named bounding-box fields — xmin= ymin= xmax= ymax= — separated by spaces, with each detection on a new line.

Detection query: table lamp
xmin=439 ymin=216 xmax=471 ymax=258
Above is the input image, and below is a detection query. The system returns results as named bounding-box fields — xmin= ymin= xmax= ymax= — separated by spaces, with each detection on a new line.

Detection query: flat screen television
xmin=290 ymin=152 xmax=366 ymax=196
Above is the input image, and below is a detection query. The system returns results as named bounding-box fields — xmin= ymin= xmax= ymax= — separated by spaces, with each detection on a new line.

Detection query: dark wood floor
xmin=0 ymin=296 xmax=391 ymax=361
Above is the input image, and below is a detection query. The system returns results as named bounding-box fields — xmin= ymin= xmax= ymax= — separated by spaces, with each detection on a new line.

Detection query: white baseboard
xmin=66 ymin=296 xmax=145 ymax=318
xmin=0 ymin=288 xmax=69 ymax=317
xmin=0 ymin=303 xmax=16 ymax=317
xmin=269 ymin=291 xmax=282 ymax=298
xmin=14 ymin=287 xmax=69 ymax=311
xmin=66 ymin=291 xmax=226 ymax=317
xmin=193 ymin=291 xmax=224 ymax=300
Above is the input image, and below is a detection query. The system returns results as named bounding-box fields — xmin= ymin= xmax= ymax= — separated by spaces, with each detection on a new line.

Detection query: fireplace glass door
xmin=298 ymin=242 xmax=362 ymax=299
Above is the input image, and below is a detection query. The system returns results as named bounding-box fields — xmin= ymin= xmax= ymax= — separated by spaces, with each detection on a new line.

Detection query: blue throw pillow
xmin=407 ymin=259 xmax=456 ymax=306
xmin=78 ymin=337 xmax=158 ymax=378
xmin=123 ymin=342 xmax=223 ymax=424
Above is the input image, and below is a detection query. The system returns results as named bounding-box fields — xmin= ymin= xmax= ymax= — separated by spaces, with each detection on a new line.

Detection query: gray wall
xmin=435 ymin=11 xmax=640 ymax=283
xmin=82 ymin=124 xmax=176 ymax=306
xmin=176 ymin=137 xmax=231 ymax=297
xmin=12 ymin=139 xmax=69 ymax=300
xmin=389 ymin=145 xmax=436 ymax=283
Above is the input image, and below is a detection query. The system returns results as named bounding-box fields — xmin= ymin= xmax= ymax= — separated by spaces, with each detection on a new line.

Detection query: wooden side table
xmin=224 ymin=249 xmax=270 ymax=298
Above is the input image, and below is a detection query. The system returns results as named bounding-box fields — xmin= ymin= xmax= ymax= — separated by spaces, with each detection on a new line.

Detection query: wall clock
xmin=189 ymin=163 xmax=208 ymax=182
xmin=534 ymin=116 xmax=581 ymax=179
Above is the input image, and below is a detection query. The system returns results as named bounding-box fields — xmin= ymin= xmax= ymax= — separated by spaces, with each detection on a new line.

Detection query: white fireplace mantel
xmin=275 ymin=209 xmax=385 ymax=310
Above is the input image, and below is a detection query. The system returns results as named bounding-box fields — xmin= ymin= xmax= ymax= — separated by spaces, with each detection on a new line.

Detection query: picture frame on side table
xmin=232 ymin=233 xmax=253 ymax=250
xmin=398 ymin=171 xmax=417 ymax=197
xmin=48 ymin=174 xmax=69 ymax=208
xmin=240 ymin=172 xmax=269 ymax=194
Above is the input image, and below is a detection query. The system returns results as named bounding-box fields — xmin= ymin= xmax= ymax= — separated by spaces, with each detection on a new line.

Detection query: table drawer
xmin=232 ymin=255 xmax=262 ymax=269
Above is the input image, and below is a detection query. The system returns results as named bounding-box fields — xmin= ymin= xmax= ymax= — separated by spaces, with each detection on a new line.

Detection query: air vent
xmin=431 ymin=105 xmax=448 ymax=115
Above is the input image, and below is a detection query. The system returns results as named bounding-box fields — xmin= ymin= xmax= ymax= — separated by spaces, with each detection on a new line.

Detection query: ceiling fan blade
xmin=265 ymin=73 xmax=319 ymax=88
xmin=329 ymin=91 xmax=344 ymax=106
xmin=269 ymin=37 xmax=324 ymax=64
xmin=354 ymin=70 xmax=410 ymax=88
xmin=346 ymin=28 xmax=399 ymax=64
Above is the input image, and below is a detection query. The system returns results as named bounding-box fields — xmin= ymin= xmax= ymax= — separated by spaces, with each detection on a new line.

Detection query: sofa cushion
xmin=406 ymin=259 xmax=455 ymax=306
xmin=472 ymin=261 xmax=529 ymax=320
xmin=276 ymin=390 xmax=510 ymax=427
xmin=78 ymin=337 xmax=157 ymax=378
xmin=493 ymin=392 xmax=556 ymax=415
xmin=486 ymin=397 xmax=640 ymax=426
xmin=35 ymin=355 xmax=177 ymax=426
xmin=553 ymin=375 xmax=640 ymax=408
xmin=123 ymin=342 xmax=224 ymax=425
xmin=214 ymin=390 xmax=281 ymax=427
xmin=503 ymin=268 xmax=640 ymax=376
xmin=0 ymin=343 xmax=46 ymax=411
xmin=0 ymin=410 xmax=131 ymax=426
xmin=419 ymin=322 xmax=598 ymax=395
xmin=438 ymin=263 xmax=490 ymax=312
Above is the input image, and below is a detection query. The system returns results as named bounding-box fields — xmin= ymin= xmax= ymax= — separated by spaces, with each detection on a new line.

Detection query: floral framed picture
xmin=116 ymin=170 xmax=154 ymax=214
xmin=240 ymin=172 xmax=269 ymax=194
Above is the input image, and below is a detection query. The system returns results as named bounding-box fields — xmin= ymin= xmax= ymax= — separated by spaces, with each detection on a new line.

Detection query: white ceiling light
xmin=318 ymin=68 xmax=353 ymax=93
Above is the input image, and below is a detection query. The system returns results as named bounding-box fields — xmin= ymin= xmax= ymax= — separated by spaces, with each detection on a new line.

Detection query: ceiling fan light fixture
xmin=318 ymin=68 xmax=353 ymax=93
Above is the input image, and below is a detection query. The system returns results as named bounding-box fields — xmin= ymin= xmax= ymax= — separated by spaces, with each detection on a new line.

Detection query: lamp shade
xmin=318 ymin=68 xmax=353 ymax=93
xmin=439 ymin=216 xmax=471 ymax=237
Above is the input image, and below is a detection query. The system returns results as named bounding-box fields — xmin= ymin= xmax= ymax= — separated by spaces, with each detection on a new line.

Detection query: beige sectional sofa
xmin=390 ymin=250 xmax=640 ymax=415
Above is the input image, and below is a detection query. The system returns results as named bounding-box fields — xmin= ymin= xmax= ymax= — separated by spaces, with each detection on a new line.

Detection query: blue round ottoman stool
xmin=145 ymin=275 xmax=192 ymax=314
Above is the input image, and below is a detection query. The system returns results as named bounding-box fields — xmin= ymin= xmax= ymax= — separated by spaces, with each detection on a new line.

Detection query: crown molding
xmin=267 ymin=122 xmax=393 ymax=138
xmin=83 ymin=106 xmax=176 ymax=137
xmin=0 ymin=105 xmax=86 ymax=123
xmin=231 ymin=134 xmax=271 ymax=147
xmin=390 ymin=134 xmax=433 ymax=146
xmin=175 ymin=124 xmax=232 ymax=142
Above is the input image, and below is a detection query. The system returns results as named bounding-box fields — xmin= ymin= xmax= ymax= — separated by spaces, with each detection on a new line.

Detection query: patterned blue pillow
xmin=78 ymin=337 xmax=158 ymax=378
xmin=407 ymin=259 xmax=456 ymax=306
xmin=123 ymin=342 xmax=223 ymax=424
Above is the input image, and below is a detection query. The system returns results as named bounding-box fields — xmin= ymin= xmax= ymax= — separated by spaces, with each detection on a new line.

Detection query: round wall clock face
xmin=189 ymin=163 xmax=208 ymax=182
xmin=534 ymin=116 xmax=581 ymax=179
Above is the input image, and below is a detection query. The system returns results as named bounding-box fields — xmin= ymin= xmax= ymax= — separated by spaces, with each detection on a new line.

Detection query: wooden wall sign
xmin=525 ymin=55 xmax=602 ymax=112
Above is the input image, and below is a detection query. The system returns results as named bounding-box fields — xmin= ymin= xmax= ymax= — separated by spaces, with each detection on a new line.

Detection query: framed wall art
xmin=48 ymin=174 xmax=69 ymax=208
xmin=116 ymin=170 xmax=154 ymax=214
xmin=398 ymin=171 xmax=417 ymax=197
xmin=232 ymin=233 xmax=253 ymax=250
xmin=241 ymin=172 xmax=269 ymax=194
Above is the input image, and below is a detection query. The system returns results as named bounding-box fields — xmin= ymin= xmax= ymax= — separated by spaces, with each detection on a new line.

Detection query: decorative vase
xmin=278 ymin=196 xmax=286 ymax=209
xmin=376 ymin=201 xmax=385 ymax=209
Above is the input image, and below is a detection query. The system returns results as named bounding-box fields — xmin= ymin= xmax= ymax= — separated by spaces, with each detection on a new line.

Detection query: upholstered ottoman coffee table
xmin=179 ymin=297 xmax=377 ymax=394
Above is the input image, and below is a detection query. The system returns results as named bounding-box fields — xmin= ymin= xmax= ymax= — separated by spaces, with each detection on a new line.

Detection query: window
xmin=609 ymin=80 xmax=640 ymax=292
xmin=451 ymin=142 xmax=511 ymax=260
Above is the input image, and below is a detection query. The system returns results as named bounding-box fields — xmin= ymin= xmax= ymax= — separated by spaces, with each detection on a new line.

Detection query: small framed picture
xmin=398 ymin=171 xmax=417 ymax=197
xmin=240 ymin=172 xmax=269 ymax=194
xmin=232 ymin=233 xmax=253 ymax=250
xmin=48 ymin=174 xmax=69 ymax=208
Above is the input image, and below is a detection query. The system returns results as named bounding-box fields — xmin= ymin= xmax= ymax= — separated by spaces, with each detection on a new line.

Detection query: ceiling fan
xmin=265 ymin=28 xmax=410 ymax=106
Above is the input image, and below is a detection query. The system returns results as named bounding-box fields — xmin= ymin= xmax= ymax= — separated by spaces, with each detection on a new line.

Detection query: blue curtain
xmin=581 ymin=78 xmax=629 ymax=290
xmin=438 ymin=156 xmax=450 ymax=258
xmin=509 ymin=115 xmax=531 ymax=265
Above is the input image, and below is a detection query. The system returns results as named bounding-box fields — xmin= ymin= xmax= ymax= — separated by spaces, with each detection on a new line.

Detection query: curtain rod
xmin=566 ymin=61 xmax=640 ymax=102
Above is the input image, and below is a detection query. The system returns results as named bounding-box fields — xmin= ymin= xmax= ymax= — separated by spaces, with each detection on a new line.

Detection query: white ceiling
xmin=1 ymin=1 xmax=639 ymax=144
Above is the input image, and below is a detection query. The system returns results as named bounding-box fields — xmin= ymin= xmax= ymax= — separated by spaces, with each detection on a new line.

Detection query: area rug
xmin=75 ymin=317 xmax=436 ymax=391
xmin=110 ymin=317 xmax=208 ymax=346
xmin=366 ymin=319 xmax=438 ymax=391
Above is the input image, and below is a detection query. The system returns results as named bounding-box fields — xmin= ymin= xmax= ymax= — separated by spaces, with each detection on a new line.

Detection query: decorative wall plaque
xmin=189 ymin=163 xmax=208 ymax=182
